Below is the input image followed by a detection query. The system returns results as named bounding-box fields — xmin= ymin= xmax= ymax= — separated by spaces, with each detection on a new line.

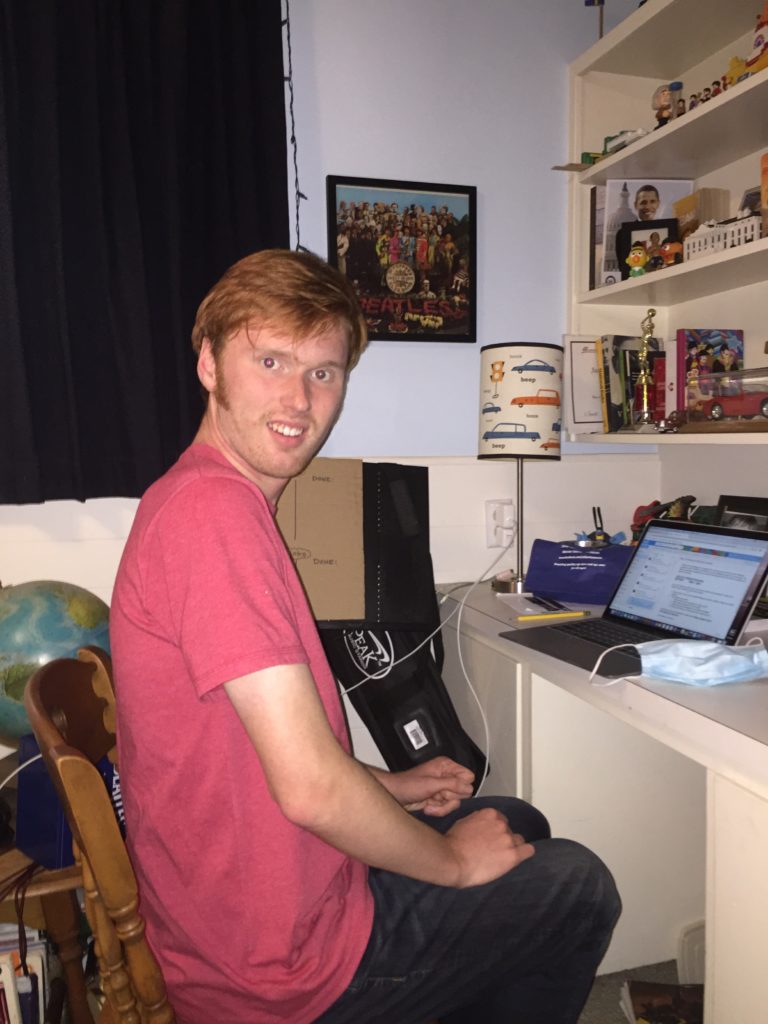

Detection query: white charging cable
xmin=0 ymin=753 xmax=42 ymax=791
xmin=340 ymin=532 xmax=515 ymax=801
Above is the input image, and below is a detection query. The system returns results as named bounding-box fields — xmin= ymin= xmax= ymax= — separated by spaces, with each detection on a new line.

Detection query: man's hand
xmin=445 ymin=807 xmax=535 ymax=888
xmin=226 ymin=668 xmax=526 ymax=887
xmin=373 ymin=756 xmax=475 ymax=816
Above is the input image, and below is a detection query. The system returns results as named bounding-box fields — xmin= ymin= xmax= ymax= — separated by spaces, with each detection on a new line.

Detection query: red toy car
xmin=700 ymin=390 xmax=768 ymax=420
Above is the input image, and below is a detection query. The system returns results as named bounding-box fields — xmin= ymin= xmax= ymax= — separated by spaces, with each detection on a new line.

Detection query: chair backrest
xmin=24 ymin=647 xmax=174 ymax=1024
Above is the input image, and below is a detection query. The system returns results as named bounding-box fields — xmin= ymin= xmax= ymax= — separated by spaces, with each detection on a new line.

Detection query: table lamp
xmin=478 ymin=341 xmax=564 ymax=592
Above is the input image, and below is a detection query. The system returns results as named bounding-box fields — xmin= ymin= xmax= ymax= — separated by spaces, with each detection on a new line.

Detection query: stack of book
xmin=0 ymin=924 xmax=47 ymax=1024
xmin=595 ymin=333 xmax=664 ymax=432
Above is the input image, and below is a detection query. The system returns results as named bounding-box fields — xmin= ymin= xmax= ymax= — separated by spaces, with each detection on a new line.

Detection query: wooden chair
xmin=23 ymin=647 xmax=174 ymax=1024
xmin=24 ymin=648 xmax=442 ymax=1024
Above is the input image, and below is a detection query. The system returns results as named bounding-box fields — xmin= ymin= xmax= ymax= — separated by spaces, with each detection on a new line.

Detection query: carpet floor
xmin=579 ymin=960 xmax=678 ymax=1023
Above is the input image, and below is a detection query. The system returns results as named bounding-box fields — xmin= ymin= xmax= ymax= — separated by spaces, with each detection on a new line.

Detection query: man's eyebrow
xmin=316 ymin=358 xmax=348 ymax=371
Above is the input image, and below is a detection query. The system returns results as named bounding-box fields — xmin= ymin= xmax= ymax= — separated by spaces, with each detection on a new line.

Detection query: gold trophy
xmin=634 ymin=307 xmax=656 ymax=425
xmin=624 ymin=307 xmax=658 ymax=431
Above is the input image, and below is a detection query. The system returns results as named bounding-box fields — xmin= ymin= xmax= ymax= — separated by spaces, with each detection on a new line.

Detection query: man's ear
xmin=197 ymin=338 xmax=217 ymax=394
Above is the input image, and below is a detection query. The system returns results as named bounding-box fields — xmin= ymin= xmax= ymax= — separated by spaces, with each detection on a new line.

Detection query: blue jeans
xmin=315 ymin=797 xmax=620 ymax=1024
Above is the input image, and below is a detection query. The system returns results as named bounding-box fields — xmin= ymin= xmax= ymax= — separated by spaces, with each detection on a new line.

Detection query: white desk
xmin=439 ymin=582 xmax=768 ymax=1024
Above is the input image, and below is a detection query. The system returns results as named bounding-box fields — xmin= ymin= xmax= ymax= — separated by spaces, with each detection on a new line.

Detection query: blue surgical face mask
xmin=591 ymin=638 xmax=768 ymax=686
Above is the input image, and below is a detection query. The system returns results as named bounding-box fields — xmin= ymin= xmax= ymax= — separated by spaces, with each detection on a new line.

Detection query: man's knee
xmin=533 ymin=837 xmax=621 ymax=926
xmin=471 ymin=796 xmax=551 ymax=841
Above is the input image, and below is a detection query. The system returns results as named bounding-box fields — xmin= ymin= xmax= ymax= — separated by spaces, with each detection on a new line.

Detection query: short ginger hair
xmin=191 ymin=248 xmax=368 ymax=369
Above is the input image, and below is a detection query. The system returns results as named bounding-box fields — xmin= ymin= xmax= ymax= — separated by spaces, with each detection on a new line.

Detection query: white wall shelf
xmin=578 ymin=235 xmax=768 ymax=307
xmin=572 ymin=0 xmax=758 ymax=79
xmin=568 ymin=0 xmax=767 ymax=454
xmin=579 ymin=69 xmax=768 ymax=186
xmin=573 ymin=431 xmax=768 ymax=446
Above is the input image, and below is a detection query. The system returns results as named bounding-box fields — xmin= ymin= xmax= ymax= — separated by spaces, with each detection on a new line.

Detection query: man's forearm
xmin=225 ymin=665 xmax=525 ymax=889
xmin=295 ymin=749 xmax=463 ymax=886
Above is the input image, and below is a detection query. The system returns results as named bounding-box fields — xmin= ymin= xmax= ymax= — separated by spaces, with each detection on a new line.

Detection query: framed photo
xmin=598 ymin=178 xmax=692 ymax=286
xmin=326 ymin=175 xmax=476 ymax=343
xmin=716 ymin=494 xmax=768 ymax=531
xmin=616 ymin=219 xmax=679 ymax=280
xmin=739 ymin=186 xmax=762 ymax=215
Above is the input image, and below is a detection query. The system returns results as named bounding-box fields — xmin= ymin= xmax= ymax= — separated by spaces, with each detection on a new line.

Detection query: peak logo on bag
xmin=343 ymin=629 xmax=394 ymax=675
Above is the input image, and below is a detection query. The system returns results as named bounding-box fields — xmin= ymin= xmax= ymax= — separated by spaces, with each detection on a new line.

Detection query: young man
xmin=111 ymin=248 xmax=620 ymax=1024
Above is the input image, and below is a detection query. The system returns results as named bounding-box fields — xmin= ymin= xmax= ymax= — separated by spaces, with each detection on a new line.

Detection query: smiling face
xmin=196 ymin=323 xmax=350 ymax=503
xmin=634 ymin=188 xmax=660 ymax=220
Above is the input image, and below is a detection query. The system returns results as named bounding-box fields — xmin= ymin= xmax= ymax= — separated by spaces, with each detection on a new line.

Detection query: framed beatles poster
xmin=326 ymin=175 xmax=476 ymax=343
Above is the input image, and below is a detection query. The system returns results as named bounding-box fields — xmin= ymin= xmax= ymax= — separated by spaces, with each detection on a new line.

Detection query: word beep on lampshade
xmin=478 ymin=342 xmax=564 ymax=460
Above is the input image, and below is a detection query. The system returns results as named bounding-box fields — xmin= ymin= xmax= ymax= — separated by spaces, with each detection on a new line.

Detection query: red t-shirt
xmin=110 ymin=444 xmax=373 ymax=1023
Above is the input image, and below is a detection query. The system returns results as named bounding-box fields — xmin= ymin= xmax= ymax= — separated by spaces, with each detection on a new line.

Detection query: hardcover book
xmin=564 ymin=335 xmax=603 ymax=434
xmin=0 ymin=957 xmax=20 ymax=1024
xmin=620 ymin=349 xmax=666 ymax=425
xmin=600 ymin=334 xmax=662 ymax=431
xmin=620 ymin=979 xmax=703 ymax=1024
xmin=671 ymin=328 xmax=744 ymax=415
xmin=594 ymin=337 xmax=610 ymax=432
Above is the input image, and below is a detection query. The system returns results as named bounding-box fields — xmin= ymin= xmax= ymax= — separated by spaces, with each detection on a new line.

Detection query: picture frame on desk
xmin=616 ymin=219 xmax=679 ymax=280
xmin=716 ymin=494 xmax=768 ymax=531
xmin=326 ymin=174 xmax=476 ymax=343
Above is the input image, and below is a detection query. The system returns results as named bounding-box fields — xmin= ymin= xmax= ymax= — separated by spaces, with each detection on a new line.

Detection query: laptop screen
xmin=604 ymin=520 xmax=768 ymax=643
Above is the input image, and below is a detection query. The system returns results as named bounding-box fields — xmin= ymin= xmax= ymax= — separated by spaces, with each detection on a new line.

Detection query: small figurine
xmin=688 ymin=92 xmax=700 ymax=110
xmin=626 ymin=242 xmax=649 ymax=277
xmin=651 ymin=83 xmax=673 ymax=127
xmin=701 ymin=86 xmax=712 ymax=102
xmin=659 ymin=239 xmax=684 ymax=266
xmin=631 ymin=495 xmax=697 ymax=542
xmin=676 ymin=98 xmax=687 ymax=116
xmin=745 ymin=1 xmax=768 ymax=74
xmin=711 ymin=79 xmax=722 ymax=97
xmin=643 ymin=231 xmax=665 ymax=272
xmin=725 ymin=55 xmax=749 ymax=86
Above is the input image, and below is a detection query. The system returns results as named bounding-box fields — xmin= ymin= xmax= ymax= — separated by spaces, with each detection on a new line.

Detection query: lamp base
xmin=491 ymin=571 xmax=526 ymax=594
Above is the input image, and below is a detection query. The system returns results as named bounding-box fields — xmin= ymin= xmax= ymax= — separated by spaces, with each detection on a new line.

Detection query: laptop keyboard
xmin=551 ymin=618 xmax=659 ymax=646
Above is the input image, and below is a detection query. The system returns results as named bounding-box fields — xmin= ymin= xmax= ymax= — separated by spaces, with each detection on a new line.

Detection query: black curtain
xmin=0 ymin=1 xmax=289 ymax=503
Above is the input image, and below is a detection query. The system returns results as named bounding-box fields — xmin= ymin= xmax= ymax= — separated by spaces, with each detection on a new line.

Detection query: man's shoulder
xmin=138 ymin=445 xmax=268 ymax=529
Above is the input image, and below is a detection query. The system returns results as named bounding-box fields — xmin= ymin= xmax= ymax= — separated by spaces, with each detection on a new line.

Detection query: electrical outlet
xmin=485 ymin=499 xmax=515 ymax=547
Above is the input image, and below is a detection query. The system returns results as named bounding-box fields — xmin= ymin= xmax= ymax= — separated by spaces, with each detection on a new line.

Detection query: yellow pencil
xmin=517 ymin=610 xmax=590 ymax=622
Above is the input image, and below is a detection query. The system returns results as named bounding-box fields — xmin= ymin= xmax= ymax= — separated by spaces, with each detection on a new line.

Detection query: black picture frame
xmin=326 ymin=175 xmax=476 ymax=343
xmin=739 ymin=186 xmax=762 ymax=215
xmin=716 ymin=494 xmax=768 ymax=531
xmin=616 ymin=218 xmax=679 ymax=280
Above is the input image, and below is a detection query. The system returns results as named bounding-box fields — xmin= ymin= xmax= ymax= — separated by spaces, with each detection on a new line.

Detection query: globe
xmin=0 ymin=580 xmax=110 ymax=741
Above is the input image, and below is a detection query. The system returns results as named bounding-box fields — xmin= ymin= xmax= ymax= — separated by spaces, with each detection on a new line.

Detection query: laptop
xmin=501 ymin=518 xmax=768 ymax=677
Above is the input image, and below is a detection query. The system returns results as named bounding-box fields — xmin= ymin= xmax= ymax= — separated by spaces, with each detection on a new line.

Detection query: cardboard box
xmin=276 ymin=458 xmax=364 ymax=622
xmin=673 ymin=187 xmax=730 ymax=242
xmin=276 ymin=458 xmax=435 ymax=629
